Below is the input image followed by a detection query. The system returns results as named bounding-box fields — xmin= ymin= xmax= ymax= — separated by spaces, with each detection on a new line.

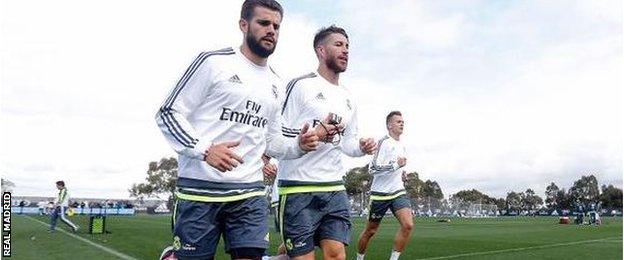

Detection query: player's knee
xmin=401 ymin=221 xmax=413 ymax=232
xmin=324 ymin=250 xmax=346 ymax=260
xmin=366 ymin=227 xmax=378 ymax=236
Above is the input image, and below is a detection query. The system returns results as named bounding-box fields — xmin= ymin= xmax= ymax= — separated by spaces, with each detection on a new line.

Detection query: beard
xmin=246 ymin=31 xmax=275 ymax=58
xmin=325 ymin=56 xmax=346 ymax=73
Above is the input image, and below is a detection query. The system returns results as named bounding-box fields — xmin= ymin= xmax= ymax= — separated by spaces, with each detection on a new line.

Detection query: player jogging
xmin=357 ymin=111 xmax=413 ymax=260
xmin=278 ymin=25 xmax=377 ymax=260
xmin=155 ymin=1 xmax=337 ymax=259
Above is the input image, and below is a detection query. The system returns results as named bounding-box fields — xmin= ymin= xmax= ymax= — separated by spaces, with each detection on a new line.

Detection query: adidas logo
xmin=316 ymin=92 xmax=325 ymax=100
xmin=228 ymin=75 xmax=242 ymax=84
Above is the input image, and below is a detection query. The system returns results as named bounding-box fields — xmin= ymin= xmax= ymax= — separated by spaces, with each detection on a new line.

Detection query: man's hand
xmin=402 ymin=171 xmax=409 ymax=182
xmin=359 ymin=138 xmax=377 ymax=155
xmin=314 ymin=114 xmax=345 ymax=143
xmin=263 ymin=162 xmax=278 ymax=181
xmin=204 ymin=141 xmax=244 ymax=172
xmin=397 ymin=157 xmax=407 ymax=167
xmin=298 ymin=123 xmax=320 ymax=151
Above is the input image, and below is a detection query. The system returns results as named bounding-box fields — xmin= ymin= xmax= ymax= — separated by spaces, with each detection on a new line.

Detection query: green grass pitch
xmin=11 ymin=214 xmax=622 ymax=259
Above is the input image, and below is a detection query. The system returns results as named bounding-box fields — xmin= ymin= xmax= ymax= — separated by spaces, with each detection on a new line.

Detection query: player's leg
xmin=357 ymin=199 xmax=388 ymax=259
xmin=390 ymin=195 xmax=413 ymax=258
xmin=357 ymin=221 xmax=381 ymax=254
xmin=281 ymin=193 xmax=320 ymax=260
xmin=172 ymin=199 xmax=222 ymax=259
xmin=49 ymin=206 xmax=60 ymax=231
xmin=319 ymin=239 xmax=346 ymax=260
xmin=223 ymin=196 xmax=270 ymax=260
xmin=317 ymin=191 xmax=351 ymax=260
xmin=392 ymin=208 xmax=413 ymax=252
xmin=59 ymin=206 xmax=79 ymax=231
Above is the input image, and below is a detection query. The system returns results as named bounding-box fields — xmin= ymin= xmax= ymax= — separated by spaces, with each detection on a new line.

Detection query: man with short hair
xmin=155 ymin=1 xmax=336 ymax=259
xmin=278 ymin=25 xmax=377 ymax=260
xmin=357 ymin=111 xmax=413 ymax=260
xmin=49 ymin=180 xmax=79 ymax=233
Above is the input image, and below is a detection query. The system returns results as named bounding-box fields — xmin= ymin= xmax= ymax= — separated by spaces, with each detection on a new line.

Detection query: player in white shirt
xmin=278 ymin=25 xmax=377 ymax=260
xmin=49 ymin=180 xmax=79 ymax=232
xmin=155 ymin=1 xmax=336 ymax=259
xmin=357 ymin=111 xmax=413 ymax=260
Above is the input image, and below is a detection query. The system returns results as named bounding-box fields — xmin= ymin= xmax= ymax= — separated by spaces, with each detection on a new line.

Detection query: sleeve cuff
xmin=183 ymin=139 xmax=213 ymax=160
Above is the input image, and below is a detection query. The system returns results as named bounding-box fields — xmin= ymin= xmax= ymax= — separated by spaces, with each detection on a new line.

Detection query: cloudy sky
xmin=1 ymin=0 xmax=621 ymax=200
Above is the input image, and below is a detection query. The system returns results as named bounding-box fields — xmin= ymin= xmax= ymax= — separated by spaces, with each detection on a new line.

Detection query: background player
xmin=357 ymin=111 xmax=413 ymax=260
xmin=49 ymin=180 xmax=79 ymax=233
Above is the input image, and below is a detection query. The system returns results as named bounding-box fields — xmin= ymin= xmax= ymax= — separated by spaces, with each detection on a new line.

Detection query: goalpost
xmin=465 ymin=203 xmax=498 ymax=218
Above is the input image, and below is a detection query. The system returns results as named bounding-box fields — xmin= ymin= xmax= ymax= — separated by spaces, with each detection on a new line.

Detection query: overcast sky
xmin=1 ymin=0 xmax=621 ymax=200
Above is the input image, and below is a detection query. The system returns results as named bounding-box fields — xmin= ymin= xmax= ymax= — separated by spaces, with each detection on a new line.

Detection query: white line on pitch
xmin=418 ymin=236 xmax=621 ymax=260
xmin=24 ymin=215 xmax=137 ymax=260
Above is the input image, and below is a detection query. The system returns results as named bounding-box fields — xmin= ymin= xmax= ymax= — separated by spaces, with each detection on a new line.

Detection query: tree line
xmin=343 ymin=165 xmax=622 ymax=213
xmin=129 ymin=158 xmax=623 ymax=213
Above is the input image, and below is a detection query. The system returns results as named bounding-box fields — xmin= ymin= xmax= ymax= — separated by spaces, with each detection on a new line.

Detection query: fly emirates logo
xmin=219 ymin=100 xmax=269 ymax=128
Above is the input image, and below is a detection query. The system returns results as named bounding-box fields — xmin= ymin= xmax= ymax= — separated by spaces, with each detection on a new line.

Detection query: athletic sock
xmin=390 ymin=250 xmax=401 ymax=260
xmin=356 ymin=253 xmax=365 ymax=260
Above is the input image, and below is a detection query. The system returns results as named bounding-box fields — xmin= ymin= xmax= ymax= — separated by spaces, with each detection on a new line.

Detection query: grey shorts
xmin=172 ymin=196 xmax=269 ymax=259
xmin=369 ymin=194 xmax=411 ymax=222
xmin=279 ymin=191 xmax=351 ymax=257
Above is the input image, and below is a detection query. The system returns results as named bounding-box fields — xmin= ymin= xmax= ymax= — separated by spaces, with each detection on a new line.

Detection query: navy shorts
xmin=280 ymin=191 xmax=351 ymax=257
xmin=369 ymin=194 xmax=411 ymax=222
xmin=172 ymin=196 xmax=269 ymax=259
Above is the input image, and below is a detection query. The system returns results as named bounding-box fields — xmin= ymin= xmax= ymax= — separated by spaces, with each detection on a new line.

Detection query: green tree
xmin=129 ymin=157 xmax=178 ymax=209
xmin=599 ymin=184 xmax=623 ymax=210
xmin=404 ymin=172 xmax=424 ymax=199
xmin=544 ymin=182 xmax=559 ymax=210
xmin=569 ymin=175 xmax=600 ymax=205
xmin=343 ymin=165 xmax=371 ymax=196
xmin=555 ymin=188 xmax=573 ymax=211
xmin=494 ymin=198 xmax=506 ymax=211
xmin=521 ymin=188 xmax=543 ymax=210
xmin=506 ymin=191 xmax=522 ymax=212
xmin=422 ymin=180 xmax=444 ymax=200
xmin=451 ymin=189 xmax=492 ymax=204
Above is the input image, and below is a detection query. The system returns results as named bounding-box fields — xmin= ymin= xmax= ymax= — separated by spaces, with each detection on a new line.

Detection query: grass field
xmin=10 ymin=214 xmax=622 ymax=259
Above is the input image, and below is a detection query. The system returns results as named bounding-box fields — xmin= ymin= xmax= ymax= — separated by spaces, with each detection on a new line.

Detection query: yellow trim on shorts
xmin=370 ymin=191 xmax=406 ymax=201
xmin=278 ymin=185 xmax=345 ymax=195
xmin=174 ymin=190 xmax=265 ymax=203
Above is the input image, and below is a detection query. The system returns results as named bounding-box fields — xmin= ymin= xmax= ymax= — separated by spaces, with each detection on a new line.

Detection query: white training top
xmin=55 ymin=188 xmax=69 ymax=207
xmin=278 ymin=72 xmax=365 ymax=194
xmin=369 ymin=135 xmax=407 ymax=195
xmin=156 ymin=47 xmax=303 ymax=200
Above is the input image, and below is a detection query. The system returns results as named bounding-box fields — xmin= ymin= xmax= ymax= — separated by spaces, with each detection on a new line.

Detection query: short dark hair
xmin=386 ymin=111 xmax=402 ymax=125
xmin=240 ymin=0 xmax=283 ymax=21
xmin=313 ymin=25 xmax=349 ymax=49
xmin=56 ymin=181 xmax=65 ymax=187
